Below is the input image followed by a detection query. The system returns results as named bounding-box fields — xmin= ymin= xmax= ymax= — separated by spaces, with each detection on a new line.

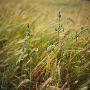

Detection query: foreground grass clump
xmin=0 ymin=0 xmax=90 ymax=90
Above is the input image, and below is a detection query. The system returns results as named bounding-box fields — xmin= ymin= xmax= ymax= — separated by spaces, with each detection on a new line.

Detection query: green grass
xmin=0 ymin=0 xmax=90 ymax=90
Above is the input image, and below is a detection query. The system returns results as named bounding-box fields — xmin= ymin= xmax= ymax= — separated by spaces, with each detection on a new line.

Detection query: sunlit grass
xmin=0 ymin=0 xmax=90 ymax=90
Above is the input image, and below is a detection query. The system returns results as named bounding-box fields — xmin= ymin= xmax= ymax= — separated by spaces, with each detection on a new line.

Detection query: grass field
xmin=0 ymin=0 xmax=90 ymax=90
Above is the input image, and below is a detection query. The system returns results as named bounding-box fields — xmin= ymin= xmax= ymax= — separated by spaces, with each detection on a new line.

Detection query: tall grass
xmin=0 ymin=0 xmax=90 ymax=90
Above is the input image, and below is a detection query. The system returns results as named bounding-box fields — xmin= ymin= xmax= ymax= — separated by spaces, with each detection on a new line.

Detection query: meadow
xmin=0 ymin=0 xmax=90 ymax=90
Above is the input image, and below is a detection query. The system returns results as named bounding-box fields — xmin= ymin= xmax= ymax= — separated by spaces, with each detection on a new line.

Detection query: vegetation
xmin=0 ymin=0 xmax=90 ymax=90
